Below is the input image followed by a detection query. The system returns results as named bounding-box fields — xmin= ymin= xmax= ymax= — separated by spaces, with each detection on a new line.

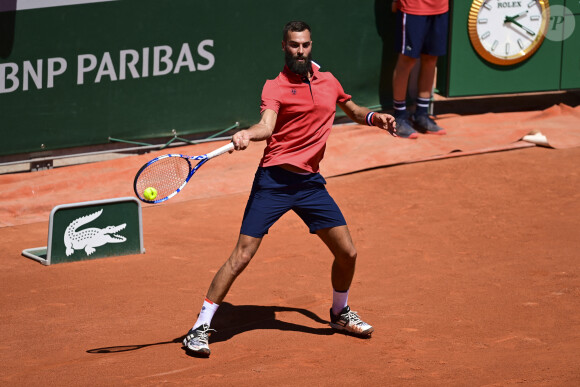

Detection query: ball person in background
xmin=391 ymin=0 xmax=449 ymax=138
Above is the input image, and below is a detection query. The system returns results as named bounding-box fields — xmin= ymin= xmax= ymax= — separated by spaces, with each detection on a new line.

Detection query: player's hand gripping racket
xmin=134 ymin=142 xmax=234 ymax=204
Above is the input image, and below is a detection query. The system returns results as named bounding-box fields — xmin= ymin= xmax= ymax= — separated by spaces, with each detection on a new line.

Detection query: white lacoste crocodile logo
xmin=64 ymin=209 xmax=127 ymax=256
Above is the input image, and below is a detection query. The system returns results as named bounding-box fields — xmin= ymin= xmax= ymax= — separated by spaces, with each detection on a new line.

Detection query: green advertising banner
xmin=0 ymin=0 xmax=389 ymax=157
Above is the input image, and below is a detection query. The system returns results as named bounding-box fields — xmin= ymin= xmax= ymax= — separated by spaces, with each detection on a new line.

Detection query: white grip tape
xmin=206 ymin=142 xmax=234 ymax=159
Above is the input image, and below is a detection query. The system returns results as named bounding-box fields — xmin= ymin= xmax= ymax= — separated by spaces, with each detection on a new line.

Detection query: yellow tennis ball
xmin=143 ymin=187 xmax=157 ymax=200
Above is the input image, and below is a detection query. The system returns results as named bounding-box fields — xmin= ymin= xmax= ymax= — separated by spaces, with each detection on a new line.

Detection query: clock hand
xmin=509 ymin=10 xmax=529 ymax=20
xmin=511 ymin=20 xmax=536 ymax=36
xmin=504 ymin=16 xmax=536 ymax=36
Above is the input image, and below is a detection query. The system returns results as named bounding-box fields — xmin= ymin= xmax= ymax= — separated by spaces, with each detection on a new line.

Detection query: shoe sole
xmin=183 ymin=344 xmax=211 ymax=358
xmin=399 ymin=133 xmax=419 ymax=139
xmin=329 ymin=322 xmax=374 ymax=338
xmin=425 ymin=130 xmax=446 ymax=135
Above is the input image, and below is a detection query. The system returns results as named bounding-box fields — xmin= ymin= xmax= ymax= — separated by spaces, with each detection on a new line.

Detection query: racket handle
xmin=206 ymin=142 xmax=235 ymax=159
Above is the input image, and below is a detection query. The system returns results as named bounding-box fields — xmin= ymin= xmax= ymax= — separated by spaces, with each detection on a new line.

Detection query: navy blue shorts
xmin=240 ymin=166 xmax=347 ymax=238
xmin=394 ymin=11 xmax=449 ymax=58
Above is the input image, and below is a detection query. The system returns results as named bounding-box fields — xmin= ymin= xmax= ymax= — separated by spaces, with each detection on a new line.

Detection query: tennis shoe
xmin=412 ymin=113 xmax=446 ymax=135
xmin=329 ymin=306 xmax=374 ymax=337
xmin=394 ymin=116 xmax=419 ymax=139
xmin=182 ymin=323 xmax=215 ymax=357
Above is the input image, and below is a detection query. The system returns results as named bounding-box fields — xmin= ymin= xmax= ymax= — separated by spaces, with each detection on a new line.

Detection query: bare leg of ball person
xmin=417 ymin=54 xmax=438 ymax=102
xmin=392 ymin=53 xmax=419 ymax=139
xmin=317 ymin=225 xmax=374 ymax=337
xmin=182 ymin=234 xmax=262 ymax=357
xmin=413 ymin=53 xmax=446 ymax=134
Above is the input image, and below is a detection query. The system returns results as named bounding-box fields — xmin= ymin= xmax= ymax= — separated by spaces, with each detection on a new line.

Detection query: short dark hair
xmin=282 ymin=21 xmax=311 ymax=41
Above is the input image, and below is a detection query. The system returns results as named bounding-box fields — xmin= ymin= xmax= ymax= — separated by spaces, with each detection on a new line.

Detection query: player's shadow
xmin=209 ymin=302 xmax=333 ymax=343
xmin=86 ymin=302 xmax=333 ymax=355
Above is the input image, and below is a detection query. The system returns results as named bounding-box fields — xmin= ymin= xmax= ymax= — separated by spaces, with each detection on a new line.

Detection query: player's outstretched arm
xmin=338 ymin=100 xmax=397 ymax=137
xmin=232 ymin=109 xmax=278 ymax=150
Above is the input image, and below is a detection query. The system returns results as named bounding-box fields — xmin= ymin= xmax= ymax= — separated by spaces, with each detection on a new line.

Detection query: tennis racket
xmin=134 ymin=142 xmax=234 ymax=204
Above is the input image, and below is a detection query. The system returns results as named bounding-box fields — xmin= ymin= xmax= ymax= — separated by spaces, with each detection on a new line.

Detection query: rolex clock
xmin=468 ymin=0 xmax=550 ymax=66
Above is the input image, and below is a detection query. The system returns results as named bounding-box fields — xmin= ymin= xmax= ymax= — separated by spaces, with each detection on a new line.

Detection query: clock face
xmin=468 ymin=0 xmax=550 ymax=65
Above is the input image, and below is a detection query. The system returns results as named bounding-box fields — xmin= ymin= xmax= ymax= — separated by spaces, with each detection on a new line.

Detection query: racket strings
xmin=136 ymin=157 xmax=192 ymax=200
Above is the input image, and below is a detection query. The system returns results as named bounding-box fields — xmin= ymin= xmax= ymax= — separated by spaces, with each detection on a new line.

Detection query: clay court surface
xmin=1 ymin=105 xmax=579 ymax=385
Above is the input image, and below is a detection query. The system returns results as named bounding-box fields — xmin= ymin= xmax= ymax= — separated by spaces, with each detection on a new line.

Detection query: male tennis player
xmin=183 ymin=21 xmax=396 ymax=357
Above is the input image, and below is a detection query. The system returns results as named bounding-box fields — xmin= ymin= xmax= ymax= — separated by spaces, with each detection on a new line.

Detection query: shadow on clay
xmin=86 ymin=302 xmax=334 ymax=355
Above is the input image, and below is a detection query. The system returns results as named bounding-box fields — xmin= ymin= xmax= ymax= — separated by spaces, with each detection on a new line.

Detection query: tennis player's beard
xmin=285 ymin=51 xmax=312 ymax=76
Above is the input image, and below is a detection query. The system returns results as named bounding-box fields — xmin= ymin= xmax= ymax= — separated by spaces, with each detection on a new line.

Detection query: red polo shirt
xmin=397 ymin=0 xmax=448 ymax=15
xmin=259 ymin=63 xmax=351 ymax=173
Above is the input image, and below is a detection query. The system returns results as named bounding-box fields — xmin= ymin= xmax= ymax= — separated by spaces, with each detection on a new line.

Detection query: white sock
xmin=193 ymin=298 xmax=219 ymax=329
xmin=332 ymin=289 xmax=349 ymax=316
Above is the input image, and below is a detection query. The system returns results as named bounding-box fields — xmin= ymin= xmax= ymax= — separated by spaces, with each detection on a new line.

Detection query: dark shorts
xmin=394 ymin=11 xmax=449 ymax=58
xmin=240 ymin=166 xmax=347 ymax=238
